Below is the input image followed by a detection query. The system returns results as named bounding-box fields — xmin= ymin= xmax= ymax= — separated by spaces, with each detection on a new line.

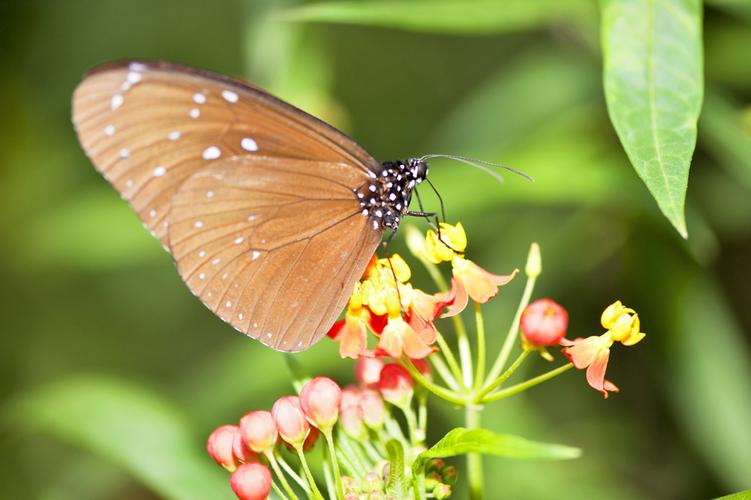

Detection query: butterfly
xmin=72 ymin=61 xmax=432 ymax=352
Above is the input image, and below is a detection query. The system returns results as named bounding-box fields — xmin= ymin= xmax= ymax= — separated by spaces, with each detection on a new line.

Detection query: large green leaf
xmin=4 ymin=376 xmax=228 ymax=500
xmin=600 ymin=0 xmax=703 ymax=238
xmin=413 ymin=428 xmax=580 ymax=475
xmin=281 ymin=0 xmax=592 ymax=35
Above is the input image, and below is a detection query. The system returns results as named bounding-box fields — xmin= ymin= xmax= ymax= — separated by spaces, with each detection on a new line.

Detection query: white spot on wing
xmin=168 ymin=131 xmax=181 ymax=141
xmin=193 ymin=93 xmax=206 ymax=104
xmin=202 ymin=146 xmax=221 ymax=160
xmin=189 ymin=108 xmax=200 ymax=118
xmin=241 ymin=137 xmax=258 ymax=152
xmin=251 ymin=250 xmax=261 ymax=261
xmin=149 ymin=209 xmax=157 ymax=218
xmin=194 ymin=220 xmax=204 ymax=228
xmin=198 ymin=250 xmax=206 ymax=258
xmin=153 ymin=165 xmax=166 ymax=177
xmin=119 ymin=148 xmax=129 ymax=158
xmin=127 ymin=72 xmax=142 ymax=84
xmin=125 ymin=179 xmax=133 ymax=188
xmin=104 ymin=124 xmax=115 ymax=136
xmin=206 ymin=190 xmax=214 ymax=198
xmin=111 ymin=94 xmax=123 ymax=110
xmin=199 ymin=272 xmax=206 ymax=280
xmin=225 ymin=301 xmax=232 ymax=308
xmin=234 ymin=237 xmax=244 ymax=245
xmin=129 ymin=62 xmax=147 ymax=72
xmin=211 ymin=258 xmax=221 ymax=265
xmin=221 ymin=90 xmax=238 ymax=103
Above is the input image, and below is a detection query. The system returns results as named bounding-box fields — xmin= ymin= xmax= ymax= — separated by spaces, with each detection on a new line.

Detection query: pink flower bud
xmin=340 ymin=385 xmax=362 ymax=411
xmin=232 ymin=432 xmax=257 ymax=464
xmin=360 ymin=389 xmax=385 ymax=430
xmin=355 ymin=356 xmax=386 ymax=387
xmin=520 ymin=298 xmax=568 ymax=347
xmin=271 ymin=396 xmax=309 ymax=447
xmin=230 ymin=462 xmax=272 ymax=500
xmin=339 ymin=404 xmax=367 ymax=439
xmin=239 ymin=411 xmax=278 ymax=453
xmin=300 ymin=376 xmax=342 ymax=429
xmin=207 ymin=425 xmax=241 ymax=471
xmin=378 ymin=363 xmax=413 ymax=407
xmin=283 ymin=426 xmax=320 ymax=453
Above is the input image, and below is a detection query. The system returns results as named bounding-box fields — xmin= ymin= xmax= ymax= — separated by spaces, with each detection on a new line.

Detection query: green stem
xmin=428 ymin=352 xmax=460 ymax=391
xmin=417 ymin=392 xmax=428 ymax=439
xmin=453 ymin=313 xmax=474 ymax=389
xmin=465 ymin=404 xmax=484 ymax=500
xmin=337 ymin=432 xmax=370 ymax=476
xmin=473 ymin=302 xmax=486 ymax=391
xmin=477 ymin=349 xmax=530 ymax=400
xmin=402 ymin=357 xmax=467 ymax=406
xmin=271 ymin=480 xmax=290 ymax=500
xmin=322 ymin=459 xmax=336 ymax=500
xmin=434 ymin=331 xmax=463 ymax=384
xmin=295 ymin=446 xmax=324 ymax=500
xmin=482 ymin=363 xmax=574 ymax=403
xmin=362 ymin=439 xmax=384 ymax=463
xmin=264 ymin=451 xmax=299 ymax=500
xmin=276 ymin=453 xmax=309 ymax=494
xmin=322 ymin=429 xmax=343 ymax=500
xmin=399 ymin=402 xmax=420 ymax=445
xmin=414 ymin=470 xmax=427 ymax=500
xmin=485 ymin=274 xmax=537 ymax=385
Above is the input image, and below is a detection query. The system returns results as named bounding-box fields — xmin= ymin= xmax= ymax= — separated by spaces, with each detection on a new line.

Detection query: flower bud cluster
xmin=207 ymin=361 xmax=448 ymax=499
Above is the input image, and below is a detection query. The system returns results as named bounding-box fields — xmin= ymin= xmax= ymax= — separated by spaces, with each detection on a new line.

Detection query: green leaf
xmin=716 ymin=490 xmax=751 ymax=500
xmin=600 ymin=0 xmax=704 ymax=238
xmin=385 ymin=439 xmax=408 ymax=499
xmin=413 ymin=428 xmax=581 ymax=475
xmin=4 ymin=375 xmax=228 ymax=500
xmin=280 ymin=0 xmax=593 ymax=35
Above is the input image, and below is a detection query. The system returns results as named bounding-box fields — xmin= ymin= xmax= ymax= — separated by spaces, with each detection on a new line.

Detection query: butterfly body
xmin=72 ymin=60 xmax=426 ymax=352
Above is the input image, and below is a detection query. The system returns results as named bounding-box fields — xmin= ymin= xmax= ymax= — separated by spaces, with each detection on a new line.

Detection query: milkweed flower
xmin=561 ymin=300 xmax=646 ymax=398
xmin=421 ymin=222 xmax=518 ymax=313
xmin=239 ymin=411 xmax=277 ymax=454
xmin=207 ymin=425 xmax=243 ymax=471
xmin=230 ymin=462 xmax=272 ymax=500
xmin=271 ymin=396 xmax=310 ymax=447
xmin=378 ymin=363 xmax=414 ymax=407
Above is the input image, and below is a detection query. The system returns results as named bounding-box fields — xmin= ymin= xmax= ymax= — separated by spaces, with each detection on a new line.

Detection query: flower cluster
xmin=208 ymin=221 xmax=647 ymax=499
xmin=328 ymin=222 xmax=517 ymax=360
xmin=207 ymin=358 xmax=453 ymax=500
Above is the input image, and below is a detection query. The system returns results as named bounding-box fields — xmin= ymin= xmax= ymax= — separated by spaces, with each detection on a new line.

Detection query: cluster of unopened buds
xmin=208 ymin=222 xmax=646 ymax=499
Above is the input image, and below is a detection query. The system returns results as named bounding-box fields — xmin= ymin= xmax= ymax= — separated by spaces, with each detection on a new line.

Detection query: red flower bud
xmin=239 ymin=411 xmax=278 ymax=454
xmin=271 ymin=396 xmax=309 ymax=447
xmin=207 ymin=425 xmax=241 ymax=471
xmin=360 ymin=389 xmax=385 ymax=430
xmin=300 ymin=376 xmax=342 ymax=430
xmin=230 ymin=462 xmax=272 ymax=500
xmin=378 ymin=363 xmax=414 ymax=407
xmin=355 ymin=356 xmax=386 ymax=387
xmin=520 ymin=298 xmax=568 ymax=347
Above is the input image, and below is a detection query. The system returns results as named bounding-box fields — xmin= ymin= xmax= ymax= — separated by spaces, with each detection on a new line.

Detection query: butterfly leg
xmin=406 ymin=209 xmax=462 ymax=254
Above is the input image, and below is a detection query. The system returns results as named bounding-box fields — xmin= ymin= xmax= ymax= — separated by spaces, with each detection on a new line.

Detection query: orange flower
xmin=451 ymin=256 xmax=518 ymax=304
xmin=377 ymin=316 xmax=435 ymax=359
xmin=561 ymin=300 xmax=645 ymax=398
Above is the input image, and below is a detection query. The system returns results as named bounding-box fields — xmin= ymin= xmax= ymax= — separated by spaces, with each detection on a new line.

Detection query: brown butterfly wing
xmin=168 ymin=156 xmax=381 ymax=351
xmin=72 ymin=61 xmax=382 ymax=351
xmin=72 ymin=61 xmax=376 ymax=245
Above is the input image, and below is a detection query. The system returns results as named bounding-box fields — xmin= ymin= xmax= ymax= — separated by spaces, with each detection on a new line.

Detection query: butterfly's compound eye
xmin=409 ymin=159 xmax=428 ymax=183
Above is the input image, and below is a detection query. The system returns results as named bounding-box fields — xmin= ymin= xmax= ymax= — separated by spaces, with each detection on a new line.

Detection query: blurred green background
xmin=2 ymin=1 xmax=750 ymax=499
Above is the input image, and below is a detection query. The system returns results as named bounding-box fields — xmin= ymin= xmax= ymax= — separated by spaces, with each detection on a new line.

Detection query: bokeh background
xmin=2 ymin=1 xmax=750 ymax=499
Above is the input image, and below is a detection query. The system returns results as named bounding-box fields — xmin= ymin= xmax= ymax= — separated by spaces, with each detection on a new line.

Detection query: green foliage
xmin=413 ymin=428 xmax=581 ymax=477
xmin=600 ymin=0 xmax=703 ymax=237
xmin=281 ymin=0 xmax=593 ymax=35
xmin=5 ymin=376 xmax=227 ymax=500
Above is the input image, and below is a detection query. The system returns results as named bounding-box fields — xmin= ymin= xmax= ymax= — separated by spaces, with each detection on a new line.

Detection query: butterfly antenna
xmin=418 ymin=153 xmax=534 ymax=184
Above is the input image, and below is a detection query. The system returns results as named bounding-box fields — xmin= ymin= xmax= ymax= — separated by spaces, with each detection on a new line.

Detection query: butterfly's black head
xmin=356 ymin=159 xmax=430 ymax=232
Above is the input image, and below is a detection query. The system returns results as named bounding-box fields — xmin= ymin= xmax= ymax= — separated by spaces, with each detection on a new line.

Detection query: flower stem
xmin=434 ymin=331 xmax=463 ymax=384
xmin=322 ymin=429 xmax=344 ymax=500
xmin=465 ymin=404 xmax=484 ymax=500
xmin=428 ymin=352 xmax=460 ymax=391
xmin=399 ymin=403 xmax=420 ymax=445
xmin=453 ymin=314 xmax=474 ymax=389
xmin=271 ymin=480 xmax=290 ymax=500
xmin=402 ymin=357 xmax=466 ymax=406
xmin=473 ymin=302 xmax=486 ymax=391
xmin=485 ymin=273 xmax=537 ymax=385
xmin=482 ymin=363 xmax=574 ymax=403
xmin=477 ymin=349 xmax=530 ymax=400
xmin=322 ymin=459 xmax=336 ymax=500
xmin=276 ymin=453 xmax=309 ymax=494
xmin=295 ymin=446 xmax=324 ymax=500
xmin=264 ymin=451 xmax=299 ymax=500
